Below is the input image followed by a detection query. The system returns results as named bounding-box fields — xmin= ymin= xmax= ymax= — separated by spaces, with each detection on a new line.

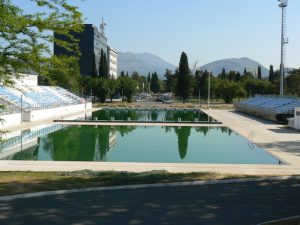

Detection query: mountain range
xmin=118 ymin=52 xmax=269 ymax=78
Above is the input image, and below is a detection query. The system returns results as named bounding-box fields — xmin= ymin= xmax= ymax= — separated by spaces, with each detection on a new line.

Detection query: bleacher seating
xmin=0 ymin=85 xmax=84 ymax=112
xmin=234 ymin=95 xmax=300 ymax=121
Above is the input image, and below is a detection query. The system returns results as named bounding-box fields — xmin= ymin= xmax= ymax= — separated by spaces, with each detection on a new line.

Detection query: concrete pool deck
xmin=0 ymin=109 xmax=300 ymax=176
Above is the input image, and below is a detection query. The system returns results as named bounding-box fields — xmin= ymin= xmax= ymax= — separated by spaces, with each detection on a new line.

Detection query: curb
xmin=0 ymin=175 xmax=299 ymax=201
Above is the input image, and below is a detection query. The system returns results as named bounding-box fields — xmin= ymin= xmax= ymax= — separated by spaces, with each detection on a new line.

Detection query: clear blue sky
xmin=16 ymin=0 xmax=300 ymax=69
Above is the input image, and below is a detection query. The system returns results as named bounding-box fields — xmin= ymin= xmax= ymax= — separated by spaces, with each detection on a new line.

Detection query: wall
xmin=0 ymin=113 xmax=22 ymax=129
xmin=23 ymin=103 xmax=92 ymax=122
xmin=295 ymin=107 xmax=300 ymax=129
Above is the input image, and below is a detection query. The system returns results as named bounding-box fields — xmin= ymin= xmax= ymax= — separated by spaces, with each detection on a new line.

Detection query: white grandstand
xmin=0 ymin=85 xmax=84 ymax=111
xmin=0 ymin=74 xmax=92 ymax=128
xmin=235 ymin=95 xmax=300 ymax=123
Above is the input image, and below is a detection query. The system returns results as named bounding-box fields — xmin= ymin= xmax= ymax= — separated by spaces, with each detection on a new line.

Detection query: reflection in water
xmin=0 ymin=125 xmax=280 ymax=165
xmin=39 ymin=125 xmax=136 ymax=161
xmin=92 ymin=109 xmax=212 ymax=122
xmin=0 ymin=125 xmax=235 ymax=161
xmin=174 ymin=126 xmax=191 ymax=159
xmin=0 ymin=124 xmax=64 ymax=160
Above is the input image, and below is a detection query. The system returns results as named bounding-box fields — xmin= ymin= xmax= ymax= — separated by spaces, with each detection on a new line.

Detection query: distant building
xmin=108 ymin=47 xmax=118 ymax=79
xmin=54 ymin=19 xmax=117 ymax=78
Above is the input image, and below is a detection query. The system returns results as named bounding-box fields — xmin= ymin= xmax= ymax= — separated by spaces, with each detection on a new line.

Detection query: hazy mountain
xmin=118 ymin=52 xmax=176 ymax=78
xmin=200 ymin=57 xmax=269 ymax=77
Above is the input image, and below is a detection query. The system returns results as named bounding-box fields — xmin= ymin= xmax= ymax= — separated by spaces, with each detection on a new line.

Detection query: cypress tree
xmin=269 ymin=65 xmax=275 ymax=84
xmin=257 ymin=66 xmax=262 ymax=80
xmin=221 ymin=67 xmax=226 ymax=79
xmin=176 ymin=52 xmax=192 ymax=103
xmin=99 ymin=49 xmax=108 ymax=78
xmin=91 ymin=52 xmax=97 ymax=78
xmin=235 ymin=71 xmax=241 ymax=82
xmin=150 ymin=72 xmax=160 ymax=93
xmin=147 ymin=72 xmax=151 ymax=83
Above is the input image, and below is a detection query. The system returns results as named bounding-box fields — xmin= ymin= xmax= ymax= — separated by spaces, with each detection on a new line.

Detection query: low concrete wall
xmin=295 ymin=107 xmax=300 ymax=129
xmin=0 ymin=113 xmax=22 ymax=129
xmin=23 ymin=103 xmax=92 ymax=122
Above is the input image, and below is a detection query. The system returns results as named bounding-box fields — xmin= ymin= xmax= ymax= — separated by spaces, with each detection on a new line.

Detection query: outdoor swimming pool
xmin=0 ymin=125 xmax=280 ymax=165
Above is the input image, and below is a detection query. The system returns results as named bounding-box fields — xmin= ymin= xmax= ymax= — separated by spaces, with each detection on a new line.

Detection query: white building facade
xmin=108 ymin=47 xmax=118 ymax=79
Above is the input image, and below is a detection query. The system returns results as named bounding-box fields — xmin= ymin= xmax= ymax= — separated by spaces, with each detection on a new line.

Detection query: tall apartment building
xmin=54 ymin=20 xmax=117 ymax=78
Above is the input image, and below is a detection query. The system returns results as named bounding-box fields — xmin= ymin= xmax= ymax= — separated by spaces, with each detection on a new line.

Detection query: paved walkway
xmin=203 ymin=110 xmax=300 ymax=166
xmin=0 ymin=179 xmax=299 ymax=225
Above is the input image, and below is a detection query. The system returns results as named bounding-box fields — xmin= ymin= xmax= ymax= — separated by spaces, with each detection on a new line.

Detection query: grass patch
xmin=0 ymin=171 xmax=256 ymax=197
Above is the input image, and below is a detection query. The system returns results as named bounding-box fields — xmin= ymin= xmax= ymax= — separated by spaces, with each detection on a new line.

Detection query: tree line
xmin=79 ymin=51 xmax=300 ymax=103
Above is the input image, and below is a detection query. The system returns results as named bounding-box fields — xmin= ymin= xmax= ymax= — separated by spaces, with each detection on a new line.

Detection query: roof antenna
xmin=100 ymin=17 xmax=106 ymax=35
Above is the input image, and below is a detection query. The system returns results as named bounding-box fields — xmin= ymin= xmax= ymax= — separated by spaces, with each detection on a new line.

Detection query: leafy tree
xmin=131 ymin=71 xmax=140 ymax=80
xmin=176 ymin=52 xmax=192 ymax=102
xmin=257 ymin=66 xmax=262 ymax=80
xmin=164 ymin=69 xmax=173 ymax=92
xmin=192 ymin=69 xmax=202 ymax=97
xmin=286 ymin=68 xmax=300 ymax=96
xmin=235 ymin=71 xmax=241 ymax=82
xmin=228 ymin=71 xmax=236 ymax=81
xmin=40 ymin=55 xmax=80 ymax=92
xmin=123 ymin=77 xmax=137 ymax=102
xmin=93 ymin=78 xmax=109 ymax=103
xmin=131 ymin=72 xmax=146 ymax=92
xmin=79 ymin=76 xmax=93 ymax=96
xmin=217 ymin=80 xmax=240 ymax=103
xmin=118 ymin=76 xmax=137 ymax=102
xmin=0 ymin=0 xmax=83 ymax=85
xmin=107 ymin=78 xmax=120 ymax=102
xmin=235 ymin=85 xmax=247 ymax=100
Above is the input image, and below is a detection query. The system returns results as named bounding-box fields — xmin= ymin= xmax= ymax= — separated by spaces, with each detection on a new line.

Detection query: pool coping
xmin=0 ymin=160 xmax=299 ymax=176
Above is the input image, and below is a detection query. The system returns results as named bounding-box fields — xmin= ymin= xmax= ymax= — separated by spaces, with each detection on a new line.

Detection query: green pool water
xmin=91 ymin=109 xmax=215 ymax=122
xmin=0 ymin=125 xmax=280 ymax=165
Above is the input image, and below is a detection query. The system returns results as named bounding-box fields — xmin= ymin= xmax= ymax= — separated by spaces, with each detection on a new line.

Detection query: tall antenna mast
xmin=100 ymin=17 xmax=106 ymax=36
xmin=278 ymin=0 xmax=288 ymax=97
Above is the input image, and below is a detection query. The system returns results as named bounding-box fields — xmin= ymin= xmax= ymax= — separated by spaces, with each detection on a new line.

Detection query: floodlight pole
xmin=279 ymin=0 xmax=288 ymax=97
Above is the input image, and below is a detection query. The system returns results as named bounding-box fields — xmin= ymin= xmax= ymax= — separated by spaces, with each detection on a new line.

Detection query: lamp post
xmin=198 ymin=89 xmax=201 ymax=108
xmin=207 ymin=71 xmax=211 ymax=109
xmin=20 ymin=94 xmax=23 ymax=124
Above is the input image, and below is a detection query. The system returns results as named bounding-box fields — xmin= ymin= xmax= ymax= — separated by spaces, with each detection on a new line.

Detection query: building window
xmin=297 ymin=111 xmax=300 ymax=116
